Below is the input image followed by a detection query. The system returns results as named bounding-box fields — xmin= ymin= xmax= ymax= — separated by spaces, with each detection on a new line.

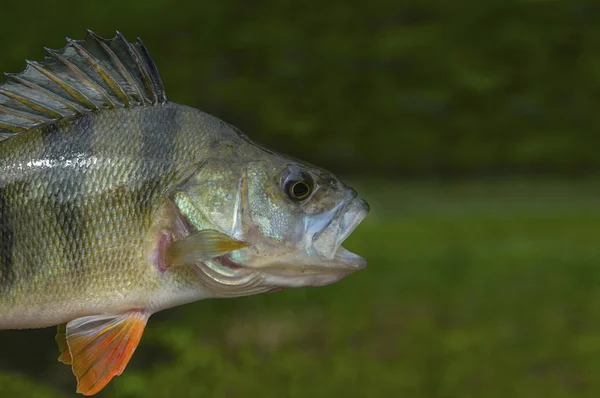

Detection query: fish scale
xmin=0 ymin=105 xmax=222 ymax=324
xmin=0 ymin=31 xmax=369 ymax=395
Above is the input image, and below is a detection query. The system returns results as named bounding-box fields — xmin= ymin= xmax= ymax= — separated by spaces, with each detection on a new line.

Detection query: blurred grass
xmin=2 ymin=178 xmax=600 ymax=397
xmin=0 ymin=2 xmax=597 ymax=396
xmin=2 ymin=1 xmax=600 ymax=176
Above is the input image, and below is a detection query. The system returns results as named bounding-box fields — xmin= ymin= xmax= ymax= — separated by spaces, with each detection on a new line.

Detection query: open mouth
xmin=312 ymin=197 xmax=370 ymax=268
xmin=214 ymin=197 xmax=369 ymax=276
xmin=197 ymin=196 xmax=370 ymax=290
xmin=335 ymin=198 xmax=369 ymax=250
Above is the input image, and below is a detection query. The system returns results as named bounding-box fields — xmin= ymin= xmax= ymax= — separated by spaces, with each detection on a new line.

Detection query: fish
xmin=0 ymin=31 xmax=369 ymax=395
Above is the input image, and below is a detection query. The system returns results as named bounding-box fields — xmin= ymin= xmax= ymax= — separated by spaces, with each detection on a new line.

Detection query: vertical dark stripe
xmin=41 ymin=114 xmax=94 ymax=156
xmin=139 ymin=106 xmax=179 ymax=214
xmin=0 ymin=180 xmax=15 ymax=295
xmin=68 ymin=113 xmax=94 ymax=155
xmin=41 ymin=115 xmax=94 ymax=264
xmin=141 ymin=106 xmax=178 ymax=164
xmin=55 ymin=200 xmax=86 ymax=251
xmin=40 ymin=122 xmax=60 ymax=152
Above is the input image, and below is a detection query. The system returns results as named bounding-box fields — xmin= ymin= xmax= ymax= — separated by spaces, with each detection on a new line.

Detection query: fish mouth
xmin=311 ymin=197 xmax=370 ymax=269
xmin=336 ymin=198 xmax=369 ymax=262
xmin=203 ymin=197 xmax=369 ymax=289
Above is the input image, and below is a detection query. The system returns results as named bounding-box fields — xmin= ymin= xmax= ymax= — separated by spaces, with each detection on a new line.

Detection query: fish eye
xmin=288 ymin=180 xmax=311 ymax=200
xmin=282 ymin=168 xmax=314 ymax=202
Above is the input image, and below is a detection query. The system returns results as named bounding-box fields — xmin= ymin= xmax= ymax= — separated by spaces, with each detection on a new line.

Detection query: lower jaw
xmin=258 ymin=269 xmax=350 ymax=288
xmin=209 ymin=253 xmax=361 ymax=289
xmin=205 ymin=263 xmax=349 ymax=290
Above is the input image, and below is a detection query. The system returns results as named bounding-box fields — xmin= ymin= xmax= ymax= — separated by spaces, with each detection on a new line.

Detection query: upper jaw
xmin=311 ymin=197 xmax=370 ymax=263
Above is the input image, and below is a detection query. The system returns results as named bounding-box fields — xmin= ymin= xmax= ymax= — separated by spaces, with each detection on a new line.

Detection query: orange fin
xmin=55 ymin=322 xmax=72 ymax=365
xmin=63 ymin=311 xmax=150 ymax=396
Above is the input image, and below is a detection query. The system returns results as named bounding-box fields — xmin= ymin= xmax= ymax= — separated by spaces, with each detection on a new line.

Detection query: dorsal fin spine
xmin=44 ymin=47 xmax=110 ymax=109
xmin=0 ymin=104 xmax=48 ymax=124
xmin=68 ymin=39 xmax=130 ymax=107
xmin=5 ymin=73 xmax=86 ymax=114
xmin=0 ymin=31 xmax=168 ymax=138
xmin=26 ymin=60 xmax=98 ymax=111
xmin=87 ymin=31 xmax=139 ymax=106
xmin=117 ymin=31 xmax=157 ymax=105
xmin=136 ymin=38 xmax=167 ymax=104
xmin=0 ymin=87 xmax=65 ymax=118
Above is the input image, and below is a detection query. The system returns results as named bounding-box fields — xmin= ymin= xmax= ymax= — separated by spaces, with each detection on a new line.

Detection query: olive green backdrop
xmin=1 ymin=1 xmax=599 ymax=398
xmin=1 ymin=1 xmax=597 ymax=178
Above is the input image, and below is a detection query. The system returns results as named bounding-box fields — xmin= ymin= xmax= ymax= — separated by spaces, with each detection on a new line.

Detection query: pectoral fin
xmin=166 ymin=229 xmax=248 ymax=266
xmin=57 ymin=311 xmax=150 ymax=396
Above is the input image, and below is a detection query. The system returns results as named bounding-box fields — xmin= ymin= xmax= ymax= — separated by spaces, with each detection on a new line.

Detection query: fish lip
xmin=327 ymin=198 xmax=369 ymax=270
xmin=333 ymin=246 xmax=367 ymax=271
xmin=311 ymin=197 xmax=369 ymax=260
xmin=334 ymin=198 xmax=369 ymax=250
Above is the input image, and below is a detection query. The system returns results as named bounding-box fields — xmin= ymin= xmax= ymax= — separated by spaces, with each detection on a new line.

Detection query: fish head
xmin=174 ymin=150 xmax=369 ymax=292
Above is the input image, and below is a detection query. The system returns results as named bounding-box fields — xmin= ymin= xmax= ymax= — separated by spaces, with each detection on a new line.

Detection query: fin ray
xmin=0 ymin=31 xmax=168 ymax=139
xmin=69 ymin=38 xmax=130 ymax=106
xmin=0 ymin=103 xmax=50 ymax=124
xmin=45 ymin=45 xmax=114 ymax=108
xmin=0 ymin=86 xmax=65 ymax=119
xmin=117 ymin=32 xmax=158 ymax=105
xmin=166 ymin=229 xmax=248 ymax=266
xmin=4 ymin=72 xmax=86 ymax=113
xmin=61 ymin=311 xmax=149 ymax=396
xmin=29 ymin=56 xmax=99 ymax=110
xmin=86 ymin=30 xmax=140 ymax=106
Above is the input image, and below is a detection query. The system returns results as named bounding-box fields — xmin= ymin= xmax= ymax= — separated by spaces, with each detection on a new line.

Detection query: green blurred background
xmin=1 ymin=1 xmax=600 ymax=397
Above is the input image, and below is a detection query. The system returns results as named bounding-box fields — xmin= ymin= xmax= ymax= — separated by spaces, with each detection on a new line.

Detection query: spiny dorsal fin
xmin=0 ymin=30 xmax=167 ymax=139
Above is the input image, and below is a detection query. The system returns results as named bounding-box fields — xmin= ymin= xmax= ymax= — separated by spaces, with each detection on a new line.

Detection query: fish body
xmin=0 ymin=32 xmax=369 ymax=394
xmin=0 ymin=105 xmax=237 ymax=328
